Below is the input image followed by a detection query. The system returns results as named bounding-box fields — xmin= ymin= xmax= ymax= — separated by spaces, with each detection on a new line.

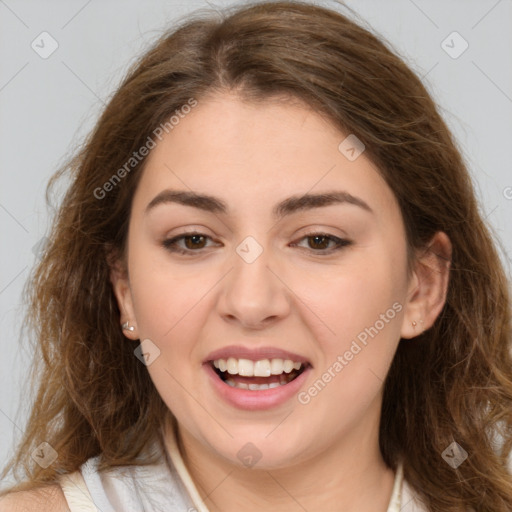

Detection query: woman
xmin=1 ymin=1 xmax=511 ymax=510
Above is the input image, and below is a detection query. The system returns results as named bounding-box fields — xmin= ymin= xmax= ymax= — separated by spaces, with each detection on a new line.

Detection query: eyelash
xmin=162 ymin=232 xmax=352 ymax=256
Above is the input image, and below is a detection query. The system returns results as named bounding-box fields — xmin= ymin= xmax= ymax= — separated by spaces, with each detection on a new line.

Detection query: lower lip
xmin=203 ymin=363 xmax=311 ymax=411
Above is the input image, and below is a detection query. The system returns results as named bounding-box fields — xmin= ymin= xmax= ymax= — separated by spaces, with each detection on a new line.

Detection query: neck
xmin=165 ymin=410 xmax=397 ymax=512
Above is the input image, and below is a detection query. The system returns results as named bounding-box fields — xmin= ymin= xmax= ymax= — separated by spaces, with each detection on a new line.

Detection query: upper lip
xmin=204 ymin=345 xmax=311 ymax=365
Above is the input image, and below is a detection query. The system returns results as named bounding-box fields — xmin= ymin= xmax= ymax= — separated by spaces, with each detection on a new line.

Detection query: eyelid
xmin=161 ymin=230 xmax=352 ymax=256
xmin=161 ymin=231 xmax=218 ymax=253
xmin=290 ymin=232 xmax=352 ymax=253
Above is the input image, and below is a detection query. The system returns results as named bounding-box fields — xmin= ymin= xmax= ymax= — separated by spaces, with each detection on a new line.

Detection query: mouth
xmin=202 ymin=346 xmax=313 ymax=409
xmin=209 ymin=357 xmax=310 ymax=390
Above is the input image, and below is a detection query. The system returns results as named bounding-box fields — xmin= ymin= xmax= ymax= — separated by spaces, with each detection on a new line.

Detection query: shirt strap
xmin=58 ymin=470 xmax=99 ymax=512
xmin=386 ymin=459 xmax=404 ymax=511
xmin=164 ymin=415 xmax=211 ymax=512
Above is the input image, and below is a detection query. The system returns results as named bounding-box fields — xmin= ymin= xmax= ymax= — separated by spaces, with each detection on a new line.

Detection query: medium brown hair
xmin=2 ymin=1 xmax=511 ymax=510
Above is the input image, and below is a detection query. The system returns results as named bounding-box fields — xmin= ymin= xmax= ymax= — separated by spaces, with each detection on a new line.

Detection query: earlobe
xmin=122 ymin=321 xmax=135 ymax=333
xmin=400 ymin=231 xmax=452 ymax=340
xmin=108 ymin=254 xmax=139 ymax=340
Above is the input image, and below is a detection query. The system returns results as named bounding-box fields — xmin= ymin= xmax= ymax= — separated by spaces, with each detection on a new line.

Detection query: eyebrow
xmin=145 ymin=189 xmax=373 ymax=219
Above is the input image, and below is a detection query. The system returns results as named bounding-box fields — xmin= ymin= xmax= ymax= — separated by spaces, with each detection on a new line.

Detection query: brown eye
xmin=162 ymin=233 xmax=215 ymax=254
xmin=292 ymin=233 xmax=352 ymax=254
xmin=307 ymin=235 xmax=331 ymax=250
xmin=183 ymin=234 xmax=207 ymax=249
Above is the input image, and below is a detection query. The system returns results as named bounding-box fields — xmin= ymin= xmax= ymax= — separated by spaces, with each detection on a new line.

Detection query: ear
xmin=400 ymin=231 xmax=452 ymax=339
xmin=108 ymin=250 xmax=139 ymax=340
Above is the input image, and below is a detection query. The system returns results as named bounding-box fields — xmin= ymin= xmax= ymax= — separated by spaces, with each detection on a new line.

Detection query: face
xmin=111 ymin=92 xmax=419 ymax=470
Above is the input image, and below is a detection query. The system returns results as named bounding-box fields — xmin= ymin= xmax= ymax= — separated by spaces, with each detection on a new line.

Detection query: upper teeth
xmin=213 ymin=358 xmax=302 ymax=377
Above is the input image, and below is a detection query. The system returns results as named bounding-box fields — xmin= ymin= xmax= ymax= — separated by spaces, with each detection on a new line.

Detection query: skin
xmin=111 ymin=92 xmax=451 ymax=511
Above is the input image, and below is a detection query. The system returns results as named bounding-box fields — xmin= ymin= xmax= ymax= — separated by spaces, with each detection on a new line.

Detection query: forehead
xmin=132 ymin=92 xmax=400 ymax=221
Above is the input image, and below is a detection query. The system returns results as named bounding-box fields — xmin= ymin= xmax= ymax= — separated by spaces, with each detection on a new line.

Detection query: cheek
xmin=296 ymin=271 xmax=404 ymax=432
xmin=127 ymin=254 xmax=210 ymax=414
xmin=295 ymin=241 xmax=407 ymax=400
xmin=127 ymin=244 xmax=207 ymax=340
xmin=126 ymin=248 xmax=216 ymax=386
xmin=307 ymin=252 xmax=405 ymax=340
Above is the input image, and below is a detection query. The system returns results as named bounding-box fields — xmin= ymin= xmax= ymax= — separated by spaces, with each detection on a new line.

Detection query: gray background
xmin=1 ymin=0 xmax=511 ymax=488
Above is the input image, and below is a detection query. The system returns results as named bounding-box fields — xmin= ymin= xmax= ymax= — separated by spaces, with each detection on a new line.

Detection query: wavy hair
xmin=2 ymin=1 xmax=511 ymax=510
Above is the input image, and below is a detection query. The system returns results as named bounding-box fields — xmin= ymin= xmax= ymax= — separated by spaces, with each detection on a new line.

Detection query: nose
xmin=216 ymin=239 xmax=291 ymax=330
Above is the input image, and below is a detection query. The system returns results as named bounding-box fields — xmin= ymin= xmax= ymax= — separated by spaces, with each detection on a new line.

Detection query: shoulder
xmin=0 ymin=483 xmax=69 ymax=512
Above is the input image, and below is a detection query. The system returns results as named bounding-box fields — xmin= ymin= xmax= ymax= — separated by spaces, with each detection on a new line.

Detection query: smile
xmin=202 ymin=347 xmax=312 ymax=410
xmin=212 ymin=357 xmax=307 ymax=390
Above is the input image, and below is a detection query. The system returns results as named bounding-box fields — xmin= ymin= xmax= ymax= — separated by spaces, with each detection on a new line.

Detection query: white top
xmin=58 ymin=420 xmax=427 ymax=511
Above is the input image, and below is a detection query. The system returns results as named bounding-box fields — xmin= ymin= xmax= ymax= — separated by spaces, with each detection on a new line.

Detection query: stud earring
xmin=122 ymin=321 xmax=135 ymax=332
xmin=412 ymin=321 xmax=417 ymax=327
